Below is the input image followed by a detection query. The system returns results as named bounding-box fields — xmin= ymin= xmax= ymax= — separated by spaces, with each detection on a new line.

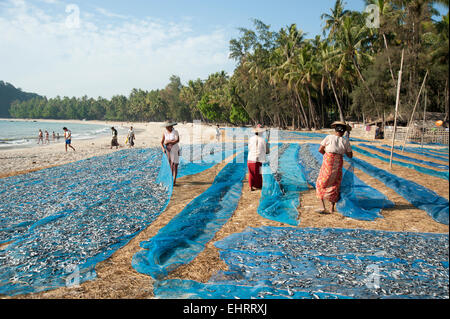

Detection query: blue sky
xmin=0 ymin=0 xmax=447 ymax=98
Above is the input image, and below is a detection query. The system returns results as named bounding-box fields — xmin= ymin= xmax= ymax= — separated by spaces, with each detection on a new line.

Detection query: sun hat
xmin=252 ymin=126 xmax=266 ymax=133
xmin=161 ymin=121 xmax=178 ymax=128
xmin=331 ymin=121 xmax=352 ymax=132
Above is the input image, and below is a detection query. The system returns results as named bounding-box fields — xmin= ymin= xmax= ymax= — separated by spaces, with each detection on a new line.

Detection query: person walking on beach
xmin=161 ymin=121 xmax=180 ymax=186
xmin=52 ymin=131 xmax=56 ymax=141
xmin=63 ymin=127 xmax=76 ymax=152
xmin=215 ymin=124 xmax=221 ymax=142
xmin=45 ymin=130 xmax=50 ymax=144
xmin=127 ymin=126 xmax=135 ymax=148
xmin=111 ymin=127 xmax=119 ymax=149
xmin=316 ymin=121 xmax=353 ymax=214
xmin=247 ymin=125 xmax=267 ymax=191
xmin=37 ymin=129 xmax=44 ymax=144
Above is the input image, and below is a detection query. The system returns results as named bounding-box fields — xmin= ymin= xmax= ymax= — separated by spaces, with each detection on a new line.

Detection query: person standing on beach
xmin=215 ymin=124 xmax=221 ymax=142
xmin=63 ymin=127 xmax=76 ymax=152
xmin=111 ymin=127 xmax=119 ymax=149
xmin=37 ymin=129 xmax=43 ymax=144
xmin=45 ymin=130 xmax=50 ymax=144
xmin=161 ymin=121 xmax=180 ymax=186
xmin=315 ymin=121 xmax=352 ymax=214
xmin=52 ymin=131 xmax=56 ymax=141
xmin=127 ymin=126 xmax=135 ymax=148
xmin=247 ymin=126 xmax=267 ymax=191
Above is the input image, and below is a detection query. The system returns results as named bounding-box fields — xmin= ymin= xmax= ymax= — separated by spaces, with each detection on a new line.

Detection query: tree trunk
xmin=291 ymin=94 xmax=306 ymax=128
xmin=444 ymin=78 xmax=449 ymax=123
xmin=295 ymin=90 xmax=310 ymax=130
xmin=383 ymin=33 xmax=397 ymax=87
xmin=306 ymin=86 xmax=319 ymax=129
xmin=329 ymin=75 xmax=345 ymax=122
xmin=353 ymin=57 xmax=378 ymax=106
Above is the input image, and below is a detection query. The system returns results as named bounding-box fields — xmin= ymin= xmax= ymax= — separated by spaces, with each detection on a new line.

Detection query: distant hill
xmin=0 ymin=81 xmax=43 ymax=118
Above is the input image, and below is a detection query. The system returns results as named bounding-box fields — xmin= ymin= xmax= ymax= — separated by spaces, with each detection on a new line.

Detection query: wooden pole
xmin=421 ymin=89 xmax=428 ymax=148
xmin=389 ymin=49 xmax=404 ymax=169
xmin=401 ymin=71 xmax=428 ymax=152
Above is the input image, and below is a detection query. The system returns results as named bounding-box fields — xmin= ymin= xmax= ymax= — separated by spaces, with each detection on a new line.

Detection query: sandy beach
xmin=0 ymin=119 xmax=448 ymax=299
xmin=0 ymin=119 xmax=218 ymax=179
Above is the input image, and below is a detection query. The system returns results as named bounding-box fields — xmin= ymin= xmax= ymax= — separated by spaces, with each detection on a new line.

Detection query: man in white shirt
xmin=63 ymin=127 xmax=76 ymax=152
xmin=247 ymin=126 xmax=267 ymax=191
xmin=127 ymin=126 xmax=135 ymax=148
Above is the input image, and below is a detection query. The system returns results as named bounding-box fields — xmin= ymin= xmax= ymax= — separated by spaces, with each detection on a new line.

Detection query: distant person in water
xmin=45 ymin=130 xmax=50 ymax=144
xmin=161 ymin=121 xmax=180 ymax=186
xmin=56 ymin=132 xmax=60 ymax=140
xmin=111 ymin=127 xmax=119 ymax=149
xmin=127 ymin=126 xmax=135 ymax=148
xmin=37 ymin=129 xmax=43 ymax=144
xmin=63 ymin=127 xmax=76 ymax=152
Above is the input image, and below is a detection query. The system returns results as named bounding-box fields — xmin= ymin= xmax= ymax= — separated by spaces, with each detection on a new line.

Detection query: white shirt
xmin=164 ymin=129 xmax=179 ymax=145
xmin=320 ymin=134 xmax=352 ymax=155
xmin=248 ymin=134 xmax=267 ymax=163
xmin=163 ymin=129 xmax=180 ymax=164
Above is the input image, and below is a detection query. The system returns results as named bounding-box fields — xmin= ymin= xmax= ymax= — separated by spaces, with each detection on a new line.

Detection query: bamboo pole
xmin=421 ymin=89 xmax=428 ymax=148
xmin=389 ymin=49 xmax=404 ymax=169
xmin=401 ymin=71 xmax=428 ymax=152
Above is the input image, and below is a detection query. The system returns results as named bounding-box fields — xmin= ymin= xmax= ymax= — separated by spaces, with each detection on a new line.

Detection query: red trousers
xmin=248 ymin=161 xmax=263 ymax=189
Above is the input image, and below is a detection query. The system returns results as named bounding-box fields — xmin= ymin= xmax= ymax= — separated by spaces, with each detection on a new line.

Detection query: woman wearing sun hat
xmin=315 ymin=121 xmax=353 ymax=214
xmin=161 ymin=121 xmax=180 ymax=186
xmin=247 ymin=125 xmax=267 ymax=191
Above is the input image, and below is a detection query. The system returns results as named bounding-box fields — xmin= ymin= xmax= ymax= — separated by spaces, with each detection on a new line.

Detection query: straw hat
xmin=161 ymin=121 xmax=178 ymax=128
xmin=331 ymin=121 xmax=352 ymax=132
xmin=252 ymin=126 xmax=266 ymax=133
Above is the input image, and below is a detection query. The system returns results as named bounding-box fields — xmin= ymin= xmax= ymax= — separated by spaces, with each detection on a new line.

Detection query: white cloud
xmin=95 ymin=7 xmax=128 ymax=20
xmin=0 ymin=0 xmax=236 ymax=98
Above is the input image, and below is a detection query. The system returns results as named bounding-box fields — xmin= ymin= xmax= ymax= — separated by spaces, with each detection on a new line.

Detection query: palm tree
xmin=321 ymin=0 xmax=351 ymax=39
xmin=268 ymin=24 xmax=310 ymax=129
xmin=333 ymin=16 xmax=378 ymax=107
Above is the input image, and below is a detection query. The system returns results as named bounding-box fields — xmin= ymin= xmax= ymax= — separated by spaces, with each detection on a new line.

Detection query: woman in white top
xmin=161 ymin=121 xmax=180 ymax=186
xmin=316 ymin=121 xmax=353 ymax=214
xmin=247 ymin=126 xmax=267 ymax=191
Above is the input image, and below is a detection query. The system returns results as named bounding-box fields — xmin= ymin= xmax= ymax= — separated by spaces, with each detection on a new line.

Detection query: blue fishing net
xmin=178 ymin=142 xmax=244 ymax=178
xmin=360 ymin=144 xmax=448 ymax=170
xmin=154 ymin=226 xmax=449 ymax=299
xmin=382 ymin=145 xmax=449 ymax=161
xmin=352 ymin=145 xmax=449 ymax=180
xmin=277 ymin=131 xmax=370 ymax=143
xmin=132 ymin=150 xmax=248 ymax=280
xmin=0 ymin=148 xmax=173 ymax=296
xmin=298 ymin=144 xmax=394 ymax=221
xmin=345 ymin=151 xmax=449 ymax=225
xmin=257 ymin=144 xmax=308 ymax=226
xmin=409 ymin=141 xmax=448 ymax=147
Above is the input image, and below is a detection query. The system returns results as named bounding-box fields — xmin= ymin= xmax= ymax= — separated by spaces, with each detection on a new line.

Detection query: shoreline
xmin=0 ymin=120 xmax=218 ymax=179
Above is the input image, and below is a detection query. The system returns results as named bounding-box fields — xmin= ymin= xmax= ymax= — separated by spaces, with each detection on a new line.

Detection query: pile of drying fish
xmin=269 ymin=143 xmax=290 ymax=186
xmin=0 ymin=148 xmax=171 ymax=296
xmin=297 ymin=144 xmax=321 ymax=186
xmin=211 ymin=227 xmax=449 ymax=299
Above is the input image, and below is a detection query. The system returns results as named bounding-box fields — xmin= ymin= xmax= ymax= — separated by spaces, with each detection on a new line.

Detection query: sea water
xmin=0 ymin=120 xmax=124 ymax=149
